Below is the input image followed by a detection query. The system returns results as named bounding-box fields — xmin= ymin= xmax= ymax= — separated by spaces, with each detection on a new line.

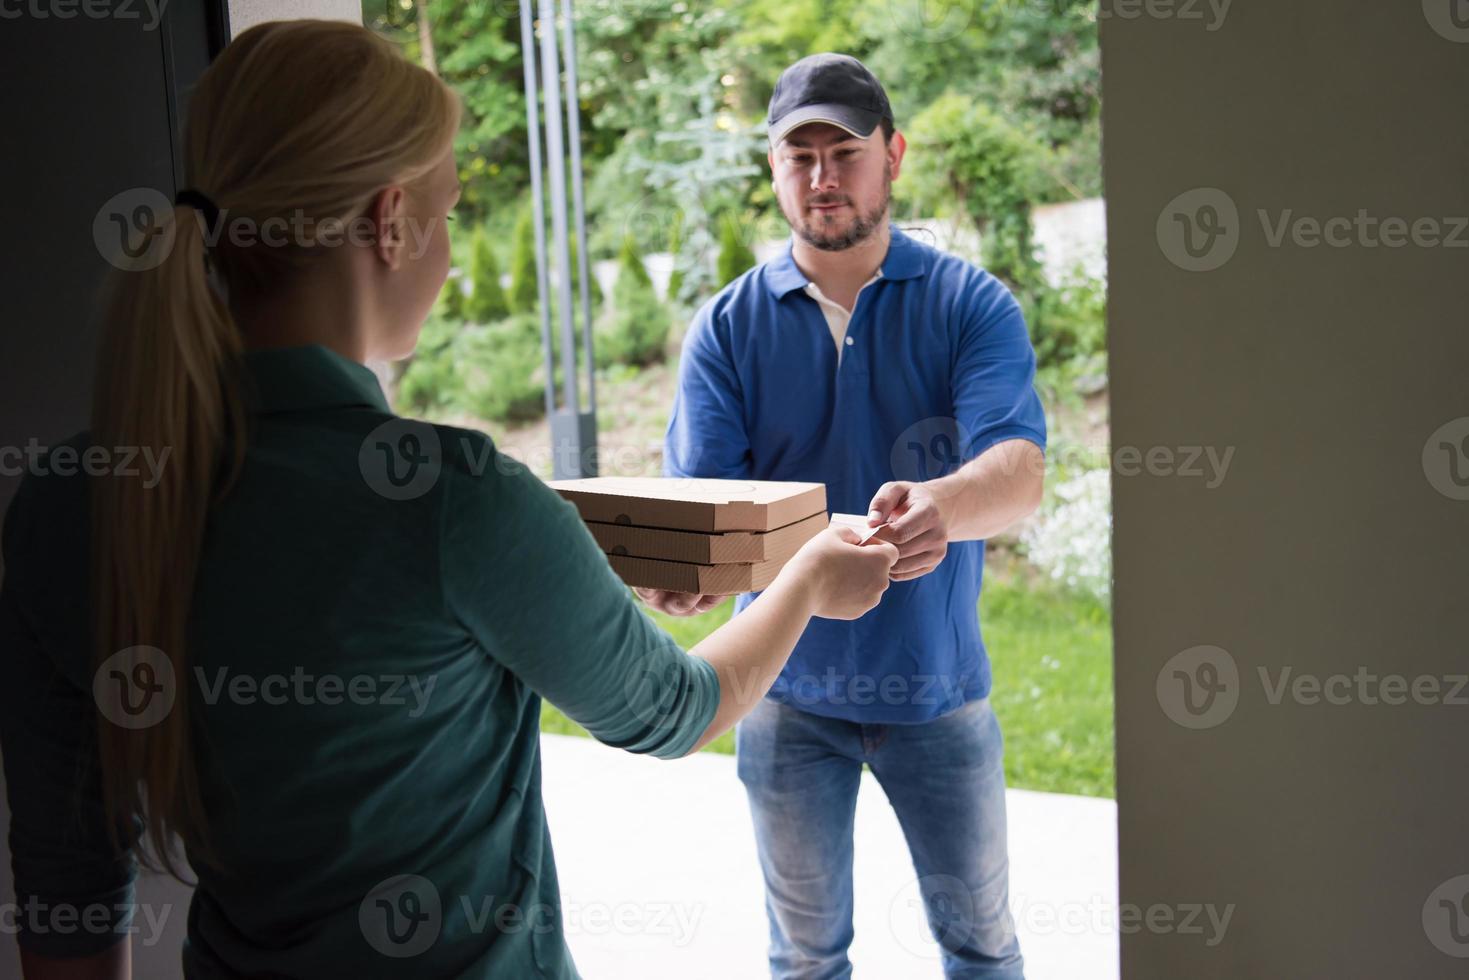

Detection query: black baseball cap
xmin=765 ymin=53 xmax=894 ymax=146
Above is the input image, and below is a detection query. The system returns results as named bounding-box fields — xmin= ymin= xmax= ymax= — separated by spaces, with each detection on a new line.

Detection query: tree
xmin=907 ymin=91 xmax=1049 ymax=291
xmin=664 ymin=211 xmax=685 ymax=304
xmin=716 ymin=211 xmax=756 ymax=288
xmin=466 ymin=226 xmax=509 ymax=322
xmin=509 ymin=207 xmax=538 ymax=314
xmin=597 ymin=235 xmax=668 ymax=368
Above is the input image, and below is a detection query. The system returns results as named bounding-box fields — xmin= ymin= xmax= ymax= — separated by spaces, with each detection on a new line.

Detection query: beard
xmin=782 ymin=165 xmax=893 ymax=252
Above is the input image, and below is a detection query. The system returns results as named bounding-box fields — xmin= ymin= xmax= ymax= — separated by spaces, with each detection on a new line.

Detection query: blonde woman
xmin=0 ymin=20 xmax=897 ymax=980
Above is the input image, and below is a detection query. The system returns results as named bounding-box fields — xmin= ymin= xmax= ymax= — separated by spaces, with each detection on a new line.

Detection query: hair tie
xmin=174 ymin=188 xmax=222 ymax=237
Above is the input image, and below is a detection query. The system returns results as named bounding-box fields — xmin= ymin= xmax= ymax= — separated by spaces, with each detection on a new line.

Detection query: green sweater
xmin=0 ymin=344 xmax=720 ymax=977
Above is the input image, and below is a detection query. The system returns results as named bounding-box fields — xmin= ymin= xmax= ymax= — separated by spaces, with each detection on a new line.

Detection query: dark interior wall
xmin=1103 ymin=1 xmax=1469 ymax=976
xmin=0 ymin=6 xmax=220 ymax=977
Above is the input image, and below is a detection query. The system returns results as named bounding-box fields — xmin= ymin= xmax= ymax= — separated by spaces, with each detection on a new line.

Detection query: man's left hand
xmin=864 ymin=481 xmax=950 ymax=582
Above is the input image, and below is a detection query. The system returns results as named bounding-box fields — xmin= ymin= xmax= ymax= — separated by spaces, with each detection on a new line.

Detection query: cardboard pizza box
xmin=549 ymin=477 xmax=827 ymax=533
xmin=604 ymin=552 xmax=789 ymax=595
xmin=584 ymin=511 xmax=827 ymax=565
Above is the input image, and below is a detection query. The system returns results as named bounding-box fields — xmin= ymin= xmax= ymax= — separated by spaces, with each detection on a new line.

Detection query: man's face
xmin=769 ymin=121 xmax=905 ymax=252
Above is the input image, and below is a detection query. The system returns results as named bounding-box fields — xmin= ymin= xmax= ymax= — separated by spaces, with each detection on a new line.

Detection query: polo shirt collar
xmin=764 ymin=222 xmax=927 ymax=299
xmin=243 ymin=343 xmax=391 ymax=415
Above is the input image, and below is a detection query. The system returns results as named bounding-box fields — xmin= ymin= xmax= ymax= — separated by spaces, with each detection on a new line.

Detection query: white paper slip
xmin=829 ymin=512 xmax=889 ymax=544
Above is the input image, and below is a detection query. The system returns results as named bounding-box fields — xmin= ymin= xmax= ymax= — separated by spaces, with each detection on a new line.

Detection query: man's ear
xmin=368 ymin=185 xmax=407 ymax=270
xmin=888 ymin=130 xmax=908 ymax=182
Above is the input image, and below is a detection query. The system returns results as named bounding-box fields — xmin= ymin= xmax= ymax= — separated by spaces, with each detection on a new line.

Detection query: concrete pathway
xmin=540 ymin=733 xmax=1119 ymax=980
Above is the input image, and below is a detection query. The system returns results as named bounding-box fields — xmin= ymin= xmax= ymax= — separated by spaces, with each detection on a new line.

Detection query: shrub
xmin=1021 ymin=467 xmax=1112 ymax=602
xmin=595 ymin=235 xmax=668 ymax=368
xmin=466 ymin=226 xmax=509 ymax=322
xmin=509 ymin=207 xmax=539 ymax=314
xmin=665 ymin=210 xmax=685 ymax=303
xmin=716 ymin=211 xmax=755 ymax=288
xmin=396 ymin=313 xmax=546 ymax=424
xmin=459 ymin=314 xmax=546 ymax=423
xmin=439 ymin=274 xmax=467 ymax=320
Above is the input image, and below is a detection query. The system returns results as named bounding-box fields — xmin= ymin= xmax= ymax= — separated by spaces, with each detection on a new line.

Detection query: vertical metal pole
xmin=561 ymin=0 xmax=596 ymax=416
xmin=518 ymin=0 xmax=556 ymax=418
xmin=538 ymin=0 xmax=579 ymax=418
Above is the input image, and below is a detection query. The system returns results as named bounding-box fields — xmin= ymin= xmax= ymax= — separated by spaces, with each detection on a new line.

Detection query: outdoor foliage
xmin=508 ymin=207 xmax=539 ymax=315
xmin=716 ymin=211 xmax=757 ymax=288
xmin=399 ymin=312 xmax=545 ymax=423
xmin=596 ymin=235 xmax=668 ymax=369
xmin=1022 ymin=467 xmax=1113 ymax=603
xmin=466 ymin=226 xmax=509 ymax=322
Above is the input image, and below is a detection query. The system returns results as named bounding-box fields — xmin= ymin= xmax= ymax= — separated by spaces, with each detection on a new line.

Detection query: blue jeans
xmin=736 ymin=697 xmax=1023 ymax=980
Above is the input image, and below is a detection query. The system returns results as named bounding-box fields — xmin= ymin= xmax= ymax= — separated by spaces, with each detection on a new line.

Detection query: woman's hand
xmin=782 ymin=525 xmax=899 ymax=620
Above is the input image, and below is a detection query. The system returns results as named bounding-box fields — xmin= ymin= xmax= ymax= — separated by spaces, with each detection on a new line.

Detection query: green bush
xmin=509 ymin=207 xmax=539 ymax=314
xmin=595 ymin=235 xmax=668 ymax=369
xmin=398 ymin=314 xmax=463 ymax=414
xmin=459 ymin=314 xmax=546 ymax=423
xmin=466 ymin=226 xmax=509 ymax=322
xmin=716 ymin=211 xmax=755 ymax=288
xmin=665 ymin=210 xmax=686 ymax=304
xmin=907 ymin=91 xmax=1051 ymax=291
xmin=397 ymin=313 xmax=546 ymax=424
xmin=1023 ymin=271 xmax=1107 ymax=370
xmin=439 ymin=275 xmax=467 ymax=320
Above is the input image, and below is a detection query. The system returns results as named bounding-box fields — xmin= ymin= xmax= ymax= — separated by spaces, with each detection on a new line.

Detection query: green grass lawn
xmin=539 ymin=573 xmax=1115 ymax=798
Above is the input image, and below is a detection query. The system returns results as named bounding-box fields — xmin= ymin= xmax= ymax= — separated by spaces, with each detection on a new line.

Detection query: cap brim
xmin=767 ymin=104 xmax=884 ymax=145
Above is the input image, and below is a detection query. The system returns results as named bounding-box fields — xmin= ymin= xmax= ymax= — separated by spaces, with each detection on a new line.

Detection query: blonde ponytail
xmin=89 ymin=19 xmax=461 ymax=877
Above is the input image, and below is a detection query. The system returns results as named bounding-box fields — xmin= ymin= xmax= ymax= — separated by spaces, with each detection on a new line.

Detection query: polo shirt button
xmin=845 ymin=336 xmax=854 ymax=345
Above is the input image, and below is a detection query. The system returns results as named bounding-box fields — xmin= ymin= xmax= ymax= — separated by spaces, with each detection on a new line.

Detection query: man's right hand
xmin=634 ymin=588 xmax=728 ymax=617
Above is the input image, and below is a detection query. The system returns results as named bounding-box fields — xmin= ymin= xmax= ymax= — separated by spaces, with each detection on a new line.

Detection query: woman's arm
xmin=0 ymin=472 xmax=140 ymax=977
xmin=439 ymin=441 xmax=895 ymax=760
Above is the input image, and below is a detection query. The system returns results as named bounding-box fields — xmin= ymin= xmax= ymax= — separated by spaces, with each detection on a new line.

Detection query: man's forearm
xmin=930 ymin=438 xmax=1045 ymax=542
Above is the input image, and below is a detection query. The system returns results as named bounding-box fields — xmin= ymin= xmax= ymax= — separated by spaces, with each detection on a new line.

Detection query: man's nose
xmin=809 ymin=159 xmax=839 ymax=192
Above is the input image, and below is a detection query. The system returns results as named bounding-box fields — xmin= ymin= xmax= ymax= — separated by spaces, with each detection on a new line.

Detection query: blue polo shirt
xmin=664 ymin=224 xmax=1047 ymax=724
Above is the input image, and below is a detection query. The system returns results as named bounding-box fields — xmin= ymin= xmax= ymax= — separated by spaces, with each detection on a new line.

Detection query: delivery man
xmin=637 ymin=53 xmax=1047 ymax=979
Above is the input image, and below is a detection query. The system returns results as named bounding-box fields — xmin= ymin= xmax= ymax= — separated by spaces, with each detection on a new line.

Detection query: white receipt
xmin=829 ymin=513 xmax=888 ymax=543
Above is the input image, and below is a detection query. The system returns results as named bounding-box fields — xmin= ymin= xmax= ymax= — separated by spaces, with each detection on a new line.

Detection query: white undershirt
xmin=803 ymin=271 xmax=882 ymax=368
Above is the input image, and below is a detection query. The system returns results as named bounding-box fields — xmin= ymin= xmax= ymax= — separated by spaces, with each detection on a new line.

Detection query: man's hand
xmin=865 ymin=481 xmax=951 ymax=582
xmin=634 ymin=587 xmax=729 ymax=617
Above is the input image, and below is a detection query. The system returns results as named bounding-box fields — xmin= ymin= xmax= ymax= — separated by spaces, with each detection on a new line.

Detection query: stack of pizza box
xmin=549 ymin=476 xmax=829 ymax=594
